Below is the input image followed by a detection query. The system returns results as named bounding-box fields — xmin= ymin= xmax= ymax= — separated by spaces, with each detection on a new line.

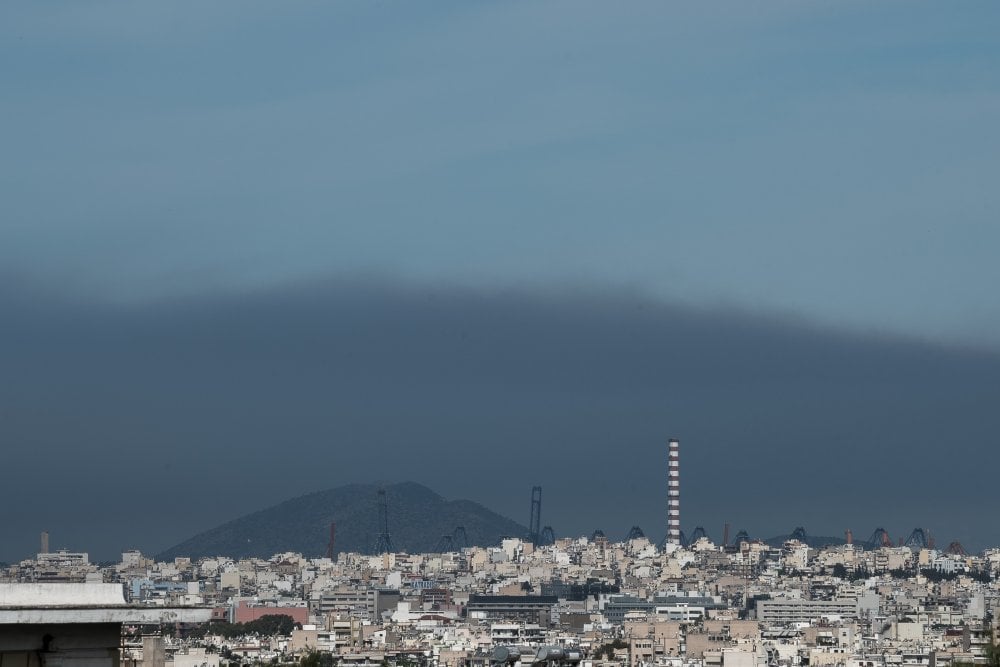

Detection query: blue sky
xmin=3 ymin=1 xmax=999 ymax=344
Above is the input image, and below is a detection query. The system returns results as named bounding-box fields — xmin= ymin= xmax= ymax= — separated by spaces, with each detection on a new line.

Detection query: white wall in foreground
xmin=0 ymin=583 xmax=125 ymax=607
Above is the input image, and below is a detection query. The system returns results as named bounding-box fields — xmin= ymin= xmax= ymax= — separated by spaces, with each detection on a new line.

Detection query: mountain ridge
xmin=157 ymin=481 xmax=528 ymax=560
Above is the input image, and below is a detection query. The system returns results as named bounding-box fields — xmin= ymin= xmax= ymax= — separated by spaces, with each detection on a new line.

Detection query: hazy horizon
xmin=2 ymin=275 xmax=997 ymax=562
xmin=2 ymin=1 xmax=998 ymax=562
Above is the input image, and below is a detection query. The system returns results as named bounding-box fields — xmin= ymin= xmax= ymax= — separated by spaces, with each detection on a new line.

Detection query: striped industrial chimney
xmin=667 ymin=438 xmax=681 ymax=546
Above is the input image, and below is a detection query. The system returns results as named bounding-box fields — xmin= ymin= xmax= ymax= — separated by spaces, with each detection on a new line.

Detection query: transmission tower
xmin=528 ymin=486 xmax=542 ymax=545
xmin=689 ymin=526 xmax=708 ymax=543
xmin=452 ymin=526 xmax=469 ymax=550
xmin=372 ymin=488 xmax=396 ymax=554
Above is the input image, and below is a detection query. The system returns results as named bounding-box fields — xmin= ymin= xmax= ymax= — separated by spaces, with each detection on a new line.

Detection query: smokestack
xmin=845 ymin=529 xmax=853 ymax=545
xmin=40 ymin=531 xmax=49 ymax=555
xmin=723 ymin=522 xmax=731 ymax=547
xmin=667 ymin=438 xmax=680 ymax=546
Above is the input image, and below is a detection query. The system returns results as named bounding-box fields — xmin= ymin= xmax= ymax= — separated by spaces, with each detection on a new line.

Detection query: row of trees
xmin=827 ymin=563 xmax=992 ymax=582
xmin=186 ymin=613 xmax=299 ymax=639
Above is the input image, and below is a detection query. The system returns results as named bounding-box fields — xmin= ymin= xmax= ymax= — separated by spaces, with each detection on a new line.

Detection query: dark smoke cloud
xmin=0 ymin=277 xmax=997 ymax=561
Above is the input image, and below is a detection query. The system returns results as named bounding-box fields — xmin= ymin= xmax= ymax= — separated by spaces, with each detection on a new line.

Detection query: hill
xmin=157 ymin=482 xmax=527 ymax=560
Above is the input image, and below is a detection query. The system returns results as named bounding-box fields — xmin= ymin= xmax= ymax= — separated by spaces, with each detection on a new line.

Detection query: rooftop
xmin=0 ymin=582 xmax=211 ymax=625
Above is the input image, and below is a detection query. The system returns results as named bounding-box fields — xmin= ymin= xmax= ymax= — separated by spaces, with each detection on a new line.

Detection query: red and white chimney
xmin=667 ymin=438 xmax=681 ymax=546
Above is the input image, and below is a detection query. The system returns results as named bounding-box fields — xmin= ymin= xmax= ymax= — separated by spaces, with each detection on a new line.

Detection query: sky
xmin=1 ymin=1 xmax=999 ymax=561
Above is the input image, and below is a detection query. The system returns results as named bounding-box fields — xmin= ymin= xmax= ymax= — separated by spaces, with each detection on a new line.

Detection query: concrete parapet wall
xmin=0 ymin=583 xmax=126 ymax=607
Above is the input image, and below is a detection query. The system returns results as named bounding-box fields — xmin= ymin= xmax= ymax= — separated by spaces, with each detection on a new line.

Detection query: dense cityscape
xmin=4 ymin=524 xmax=1000 ymax=667
xmin=3 ymin=441 xmax=999 ymax=667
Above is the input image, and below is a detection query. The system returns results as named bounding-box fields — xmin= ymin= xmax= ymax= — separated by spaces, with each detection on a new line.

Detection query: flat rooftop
xmin=0 ymin=582 xmax=211 ymax=625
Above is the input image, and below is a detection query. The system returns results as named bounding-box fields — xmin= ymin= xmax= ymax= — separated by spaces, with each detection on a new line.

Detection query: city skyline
xmin=4 ymin=511 xmax=996 ymax=665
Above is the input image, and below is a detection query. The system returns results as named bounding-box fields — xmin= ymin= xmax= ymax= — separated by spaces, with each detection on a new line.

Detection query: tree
xmin=300 ymin=652 xmax=336 ymax=667
xmin=245 ymin=614 xmax=296 ymax=637
xmin=983 ymin=625 xmax=1000 ymax=667
xmin=594 ymin=639 xmax=627 ymax=660
xmin=187 ymin=613 xmax=298 ymax=640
